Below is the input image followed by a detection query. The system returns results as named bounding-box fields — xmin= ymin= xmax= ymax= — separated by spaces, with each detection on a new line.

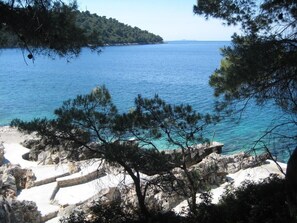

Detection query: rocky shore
xmin=0 ymin=126 xmax=286 ymax=222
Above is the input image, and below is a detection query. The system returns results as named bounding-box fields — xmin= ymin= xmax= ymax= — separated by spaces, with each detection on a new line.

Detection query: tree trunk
xmin=133 ymin=176 xmax=150 ymax=218
xmin=120 ymin=163 xmax=150 ymax=219
xmin=190 ymin=191 xmax=197 ymax=214
xmin=286 ymin=146 xmax=297 ymax=222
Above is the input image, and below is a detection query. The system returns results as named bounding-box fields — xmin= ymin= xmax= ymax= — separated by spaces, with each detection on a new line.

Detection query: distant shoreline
xmin=0 ymin=41 xmax=164 ymax=50
xmin=0 ymin=40 xmax=233 ymax=50
xmin=103 ymin=41 xmax=164 ymax=46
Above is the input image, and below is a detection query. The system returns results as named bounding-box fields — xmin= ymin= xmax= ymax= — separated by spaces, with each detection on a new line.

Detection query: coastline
xmin=0 ymin=125 xmax=288 ymax=171
xmin=103 ymin=41 xmax=164 ymax=47
xmin=0 ymin=126 xmax=287 ymax=222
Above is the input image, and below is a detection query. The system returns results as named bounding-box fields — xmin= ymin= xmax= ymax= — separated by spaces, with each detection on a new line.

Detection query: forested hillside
xmin=0 ymin=10 xmax=163 ymax=48
xmin=76 ymin=11 xmax=163 ymax=45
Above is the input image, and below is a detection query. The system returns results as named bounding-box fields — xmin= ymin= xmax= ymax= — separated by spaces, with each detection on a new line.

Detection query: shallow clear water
xmin=0 ymin=41 xmax=292 ymax=161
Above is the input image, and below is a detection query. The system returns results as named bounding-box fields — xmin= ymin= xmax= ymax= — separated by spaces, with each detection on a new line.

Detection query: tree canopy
xmin=194 ymin=0 xmax=297 ymax=117
xmin=195 ymin=0 xmax=297 ymax=116
xmin=194 ymin=0 xmax=297 ymax=153
xmin=11 ymin=86 xmax=214 ymax=220
xmin=0 ymin=0 xmax=88 ymax=58
xmin=0 ymin=0 xmax=163 ymax=59
xmin=75 ymin=11 xmax=163 ymax=45
xmin=194 ymin=0 xmax=297 ymax=220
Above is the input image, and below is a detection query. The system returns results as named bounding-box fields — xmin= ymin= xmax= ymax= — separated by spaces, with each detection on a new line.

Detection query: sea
xmin=0 ymin=41 xmax=293 ymax=162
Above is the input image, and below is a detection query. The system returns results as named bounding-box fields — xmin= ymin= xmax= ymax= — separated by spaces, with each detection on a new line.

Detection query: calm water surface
xmin=0 ymin=41 xmax=291 ymax=161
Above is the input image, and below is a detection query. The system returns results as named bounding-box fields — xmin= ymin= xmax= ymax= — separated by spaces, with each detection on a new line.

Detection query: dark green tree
xmin=0 ymin=1 xmax=163 ymax=58
xmin=194 ymin=0 xmax=297 ymax=131
xmin=11 ymin=86 xmax=215 ymax=220
xmin=75 ymin=11 xmax=163 ymax=45
xmin=11 ymin=86 xmax=156 ymax=219
xmin=117 ymin=95 xmax=215 ymax=215
xmin=0 ymin=0 xmax=92 ymax=59
xmin=188 ymin=176 xmax=290 ymax=223
xmin=194 ymin=0 xmax=297 ymax=220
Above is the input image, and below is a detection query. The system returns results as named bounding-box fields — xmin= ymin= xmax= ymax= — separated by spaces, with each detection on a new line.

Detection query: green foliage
xmin=60 ymin=199 xmax=137 ymax=223
xmin=113 ymin=94 xmax=217 ymax=214
xmin=128 ymin=94 xmax=216 ymax=213
xmin=194 ymin=0 xmax=297 ymax=117
xmin=117 ymin=94 xmax=214 ymax=150
xmin=60 ymin=198 xmax=183 ymax=223
xmin=0 ymin=1 xmax=163 ymax=57
xmin=75 ymin=11 xmax=163 ymax=45
xmin=187 ymin=176 xmax=290 ymax=223
xmin=11 ymin=86 xmax=213 ymax=219
xmin=209 ymin=35 xmax=297 ymax=117
xmin=195 ymin=1 xmax=297 ymax=218
xmin=0 ymin=0 xmax=89 ymax=58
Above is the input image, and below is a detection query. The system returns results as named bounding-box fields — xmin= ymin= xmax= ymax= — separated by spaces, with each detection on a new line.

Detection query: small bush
xmin=187 ymin=176 xmax=291 ymax=223
xmin=60 ymin=198 xmax=184 ymax=223
xmin=60 ymin=199 xmax=137 ymax=223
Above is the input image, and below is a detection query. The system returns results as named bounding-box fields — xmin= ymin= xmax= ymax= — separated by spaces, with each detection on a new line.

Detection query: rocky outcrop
xmin=147 ymin=189 xmax=184 ymax=211
xmin=21 ymin=139 xmax=72 ymax=164
xmin=137 ymin=151 xmax=271 ymax=212
xmin=165 ymin=142 xmax=224 ymax=167
xmin=0 ymin=164 xmax=36 ymax=198
xmin=22 ymin=139 xmax=224 ymax=169
xmin=0 ymin=196 xmax=41 ymax=223
xmin=188 ymin=152 xmax=270 ymax=187
xmin=21 ymin=139 xmax=101 ymax=165
xmin=64 ymin=150 xmax=270 ymax=217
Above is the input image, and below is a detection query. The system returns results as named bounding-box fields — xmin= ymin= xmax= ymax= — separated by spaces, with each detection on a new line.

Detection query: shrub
xmin=187 ymin=176 xmax=291 ymax=223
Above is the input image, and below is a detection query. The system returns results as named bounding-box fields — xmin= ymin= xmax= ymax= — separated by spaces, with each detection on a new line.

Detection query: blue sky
xmin=77 ymin=0 xmax=240 ymax=41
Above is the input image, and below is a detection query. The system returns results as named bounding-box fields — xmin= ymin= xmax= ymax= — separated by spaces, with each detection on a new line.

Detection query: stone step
xmin=34 ymin=172 xmax=70 ymax=187
xmin=49 ymin=169 xmax=106 ymax=201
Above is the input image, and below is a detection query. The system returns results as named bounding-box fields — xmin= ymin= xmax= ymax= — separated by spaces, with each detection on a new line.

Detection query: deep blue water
xmin=0 ymin=41 xmax=292 ymax=161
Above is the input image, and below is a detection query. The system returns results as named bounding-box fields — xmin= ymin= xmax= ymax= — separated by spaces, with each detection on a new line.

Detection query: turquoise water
xmin=0 ymin=41 xmax=292 ymax=161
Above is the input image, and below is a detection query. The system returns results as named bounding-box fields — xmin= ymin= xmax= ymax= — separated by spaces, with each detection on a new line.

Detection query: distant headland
xmin=0 ymin=10 xmax=163 ymax=48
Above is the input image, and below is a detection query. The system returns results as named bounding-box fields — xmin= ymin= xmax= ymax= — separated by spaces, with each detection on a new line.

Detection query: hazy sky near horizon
xmin=77 ymin=0 xmax=240 ymax=41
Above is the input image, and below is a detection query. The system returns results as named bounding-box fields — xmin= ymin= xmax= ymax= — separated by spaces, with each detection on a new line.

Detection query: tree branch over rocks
xmin=11 ymin=85 xmax=218 ymax=220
